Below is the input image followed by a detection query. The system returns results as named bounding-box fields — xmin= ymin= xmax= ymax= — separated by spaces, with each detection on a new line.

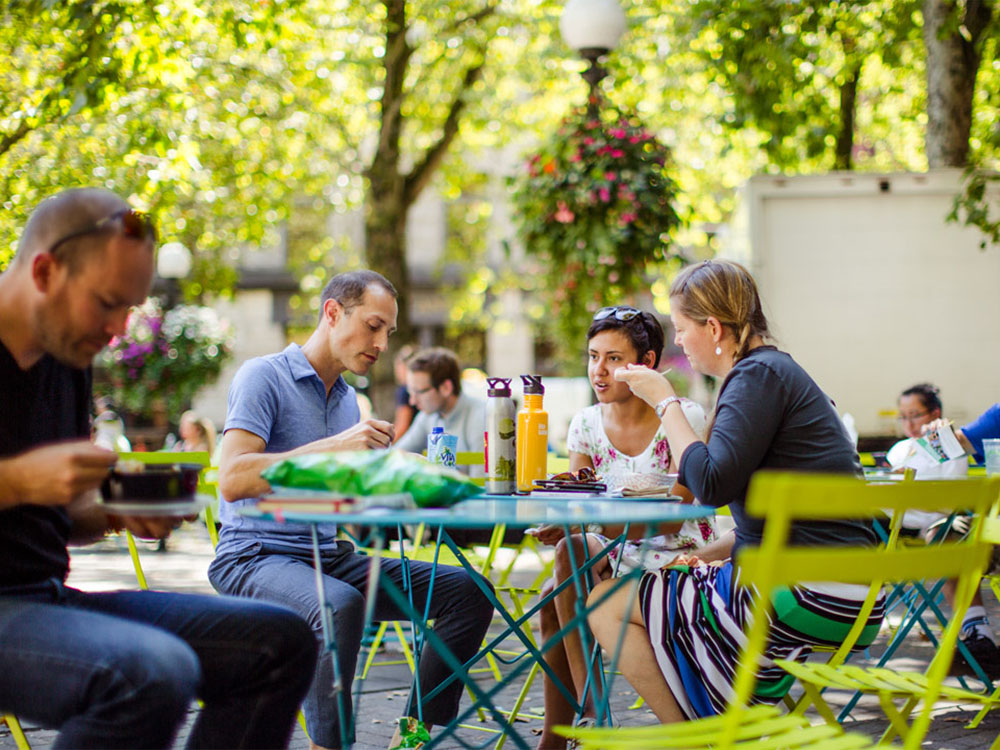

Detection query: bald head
xmin=15 ymin=188 xmax=150 ymax=271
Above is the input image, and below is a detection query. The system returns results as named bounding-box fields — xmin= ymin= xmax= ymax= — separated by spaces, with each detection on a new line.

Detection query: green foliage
xmin=95 ymin=300 xmax=234 ymax=419
xmin=510 ymin=104 xmax=682 ymax=347
xmin=676 ymin=0 xmax=924 ymax=171
xmin=949 ymin=169 xmax=1000 ymax=249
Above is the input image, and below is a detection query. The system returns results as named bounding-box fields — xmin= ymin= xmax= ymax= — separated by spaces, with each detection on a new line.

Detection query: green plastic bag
xmin=261 ymin=450 xmax=481 ymax=508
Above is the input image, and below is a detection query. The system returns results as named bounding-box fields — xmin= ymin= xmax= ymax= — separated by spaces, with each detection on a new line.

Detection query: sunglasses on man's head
xmin=593 ymin=306 xmax=641 ymax=322
xmin=48 ymin=208 xmax=156 ymax=257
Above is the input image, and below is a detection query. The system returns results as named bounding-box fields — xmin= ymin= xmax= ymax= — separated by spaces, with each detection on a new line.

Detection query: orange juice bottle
xmin=517 ymin=375 xmax=548 ymax=492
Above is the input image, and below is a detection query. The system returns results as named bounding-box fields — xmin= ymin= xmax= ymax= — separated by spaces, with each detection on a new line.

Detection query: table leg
xmin=310 ymin=524 xmax=353 ymax=749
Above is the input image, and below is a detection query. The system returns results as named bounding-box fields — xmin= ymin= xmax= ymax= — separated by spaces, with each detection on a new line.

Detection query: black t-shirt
xmin=678 ymin=346 xmax=872 ymax=554
xmin=0 ymin=340 xmax=91 ymax=588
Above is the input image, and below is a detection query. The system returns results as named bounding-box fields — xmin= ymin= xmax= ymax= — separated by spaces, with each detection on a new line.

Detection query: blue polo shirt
xmin=215 ymin=343 xmax=360 ymax=556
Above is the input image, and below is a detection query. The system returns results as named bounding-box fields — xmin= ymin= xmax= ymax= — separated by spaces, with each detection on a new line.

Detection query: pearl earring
xmin=715 ymin=345 xmax=722 ymax=356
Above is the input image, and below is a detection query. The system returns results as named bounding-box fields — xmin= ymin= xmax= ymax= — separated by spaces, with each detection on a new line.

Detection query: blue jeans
xmin=209 ymin=539 xmax=494 ymax=749
xmin=0 ymin=579 xmax=316 ymax=749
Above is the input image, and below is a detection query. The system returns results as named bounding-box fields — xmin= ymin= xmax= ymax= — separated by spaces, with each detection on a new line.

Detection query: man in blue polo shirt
xmin=209 ymin=269 xmax=493 ymax=750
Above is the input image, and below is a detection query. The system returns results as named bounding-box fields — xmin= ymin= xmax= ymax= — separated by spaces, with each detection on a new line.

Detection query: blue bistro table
xmin=242 ymin=495 xmax=714 ymax=749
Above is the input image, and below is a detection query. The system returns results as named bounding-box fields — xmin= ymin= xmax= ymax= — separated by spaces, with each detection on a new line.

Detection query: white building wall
xmin=739 ymin=169 xmax=1000 ymax=435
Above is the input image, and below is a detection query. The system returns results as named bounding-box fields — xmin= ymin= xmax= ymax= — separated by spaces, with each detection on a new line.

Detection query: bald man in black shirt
xmin=0 ymin=188 xmax=316 ymax=749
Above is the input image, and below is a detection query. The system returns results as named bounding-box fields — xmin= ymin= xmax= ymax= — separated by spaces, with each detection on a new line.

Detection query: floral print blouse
xmin=566 ymin=401 xmax=717 ymax=567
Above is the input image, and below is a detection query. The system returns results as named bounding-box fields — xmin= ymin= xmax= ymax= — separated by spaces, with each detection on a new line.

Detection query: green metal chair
xmin=560 ymin=471 xmax=1000 ymax=750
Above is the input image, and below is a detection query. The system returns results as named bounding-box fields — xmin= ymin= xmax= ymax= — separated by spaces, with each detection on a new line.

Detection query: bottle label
xmin=538 ymin=423 xmax=548 ymax=436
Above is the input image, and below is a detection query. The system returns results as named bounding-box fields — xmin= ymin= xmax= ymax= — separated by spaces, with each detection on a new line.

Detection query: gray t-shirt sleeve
xmin=460 ymin=398 xmax=486 ymax=452
xmin=396 ymin=410 xmax=431 ymax=453
xmin=224 ymin=358 xmax=280 ymax=445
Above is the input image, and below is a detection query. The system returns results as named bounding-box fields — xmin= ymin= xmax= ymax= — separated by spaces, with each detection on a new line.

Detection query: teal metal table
xmin=243 ymin=495 xmax=714 ymax=749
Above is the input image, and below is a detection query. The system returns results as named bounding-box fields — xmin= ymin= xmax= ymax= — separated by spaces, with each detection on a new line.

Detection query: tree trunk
xmin=923 ymin=0 xmax=992 ymax=167
xmin=364 ymin=0 xmax=413 ymax=419
xmin=834 ymin=61 xmax=860 ymax=171
xmin=361 ymin=0 xmax=493 ymax=418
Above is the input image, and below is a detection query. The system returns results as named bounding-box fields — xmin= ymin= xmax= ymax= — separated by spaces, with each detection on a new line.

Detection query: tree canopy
xmin=2 ymin=0 xmax=998 ymax=375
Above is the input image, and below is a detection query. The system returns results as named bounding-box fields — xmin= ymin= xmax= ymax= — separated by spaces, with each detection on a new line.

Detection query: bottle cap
xmin=431 ymin=426 xmax=444 ymax=434
xmin=521 ymin=374 xmax=544 ymax=395
xmin=487 ymin=377 xmax=512 ymax=397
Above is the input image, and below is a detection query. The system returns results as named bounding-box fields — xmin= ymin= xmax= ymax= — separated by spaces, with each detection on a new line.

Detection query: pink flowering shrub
xmin=512 ymin=105 xmax=682 ymax=344
xmin=96 ymin=299 xmax=234 ymax=419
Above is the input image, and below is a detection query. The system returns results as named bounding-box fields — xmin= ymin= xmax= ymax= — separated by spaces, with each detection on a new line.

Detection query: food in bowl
xmin=101 ymin=463 xmax=202 ymax=503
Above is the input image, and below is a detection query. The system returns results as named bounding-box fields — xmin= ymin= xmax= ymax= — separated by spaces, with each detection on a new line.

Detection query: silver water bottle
xmin=485 ymin=377 xmax=517 ymax=494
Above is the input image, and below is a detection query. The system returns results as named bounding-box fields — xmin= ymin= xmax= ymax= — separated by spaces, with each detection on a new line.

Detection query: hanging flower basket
xmin=95 ymin=299 xmax=235 ymax=421
xmin=511 ymin=104 xmax=683 ymax=346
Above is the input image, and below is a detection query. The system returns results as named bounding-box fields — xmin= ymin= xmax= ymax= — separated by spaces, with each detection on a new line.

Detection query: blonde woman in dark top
xmin=588 ymin=259 xmax=883 ymax=722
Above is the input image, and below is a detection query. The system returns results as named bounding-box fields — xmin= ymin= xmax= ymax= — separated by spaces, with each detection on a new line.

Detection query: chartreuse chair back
xmin=559 ymin=471 xmax=1000 ymax=750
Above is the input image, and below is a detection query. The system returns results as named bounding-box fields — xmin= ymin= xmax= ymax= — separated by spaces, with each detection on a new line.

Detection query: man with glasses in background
xmin=0 ymin=188 xmax=316 ymax=749
xmin=394 ymin=347 xmax=486 ymax=476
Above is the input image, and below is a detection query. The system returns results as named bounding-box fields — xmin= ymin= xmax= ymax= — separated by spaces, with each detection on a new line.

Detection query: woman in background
xmin=178 ymin=410 xmax=217 ymax=456
xmin=889 ymin=383 xmax=998 ymax=677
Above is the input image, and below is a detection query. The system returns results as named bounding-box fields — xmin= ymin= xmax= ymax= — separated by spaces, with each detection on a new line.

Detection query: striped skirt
xmin=638 ymin=561 xmax=884 ymax=719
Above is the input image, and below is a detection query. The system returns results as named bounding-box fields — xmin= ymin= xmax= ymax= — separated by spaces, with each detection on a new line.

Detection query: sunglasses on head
xmin=48 ymin=208 xmax=156 ymax=257
xmin=593 ymin=306 xmax=641 ymax=322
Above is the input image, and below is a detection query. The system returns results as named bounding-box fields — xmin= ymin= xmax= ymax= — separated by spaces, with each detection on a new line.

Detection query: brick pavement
xmin=3 ymin=525 xmax=1000 ymax=749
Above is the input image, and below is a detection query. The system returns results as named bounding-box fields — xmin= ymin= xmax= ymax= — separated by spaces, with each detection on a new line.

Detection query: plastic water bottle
xmin=485 ymin=377 xmax=516 ymax=494
xmin=427 ymin=426 xmax=457 ymax=467
xmin=516 ymin=375 xmax=548 ymax=492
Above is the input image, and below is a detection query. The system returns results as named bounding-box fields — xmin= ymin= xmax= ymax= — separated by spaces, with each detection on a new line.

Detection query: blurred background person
xmin=891 ymin=385 xmax=999 ymax=676
xmin=392 ymin=344 xmax=417 ymax=443
xmin=92 ymin=397 xmax=131 ymax=452
xmin=395 ymin=347 xmax=485 ymax=468
xmin=178 ymin=409 xmax=217 ymax=456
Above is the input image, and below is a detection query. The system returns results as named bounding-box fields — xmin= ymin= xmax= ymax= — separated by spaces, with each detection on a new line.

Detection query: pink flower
xmin=610 ymin=128 xmax=627 ymax=139
xmin=570 ymin=152 xmax=582 ymax=162
xmin=584 ymin=136 xmax=595 ymax=146
xmin=610 ymin=149 xmax=625 ymax=158
xmin=619 ymin=212 xmax=637 ymax=226
xmin=598 ymin=187 xmax=611 ymax=202
xmin=594 ymin=455 xmax=603 ymax=468
xmin=629 ymin=136 xmax=640 ymax=144
xmin=605 ymin=171 xmax=617 ymax=181
xmin=653 ymin=439 xmax=671 ymax=467
xmin=553 ymin=201 xmax=575 ymax=224
xmin=608 ymin=447 xmax=617 ymax=461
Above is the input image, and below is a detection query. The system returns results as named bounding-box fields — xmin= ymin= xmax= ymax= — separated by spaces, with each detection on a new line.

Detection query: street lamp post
xmin=559 ymin=0 xmax=626 ymax=118
xmin=156 ymin=241 xmax=193 ymax=309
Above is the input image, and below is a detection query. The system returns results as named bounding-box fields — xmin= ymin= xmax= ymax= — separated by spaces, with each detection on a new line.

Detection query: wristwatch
xmin=654 ymin=396 xmax=682 ymax=419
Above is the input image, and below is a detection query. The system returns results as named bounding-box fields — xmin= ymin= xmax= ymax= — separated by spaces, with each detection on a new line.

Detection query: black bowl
xmin=101 ymin=463 xmax=202 ymax=502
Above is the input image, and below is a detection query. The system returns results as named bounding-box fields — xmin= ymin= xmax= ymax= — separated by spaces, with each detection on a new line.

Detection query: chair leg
xmin=125 ymin=530 xmax=148 ymax=590
xmin=495 ymin=661 xmax=542 ymax=750
xmin=3 ymin=714 xmax=30 ymax=750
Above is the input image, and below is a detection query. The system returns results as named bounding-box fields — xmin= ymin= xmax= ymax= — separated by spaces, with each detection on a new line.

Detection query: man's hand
xmin=526 ymin=524 xmax=566 ymax=546
xmin=312 ymin=419 xmax=395 ymax=451
xmin=0 ymin=440 xmax=117 ymax=510
xmin=113 ymin=513 xmax=199 ymax=540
